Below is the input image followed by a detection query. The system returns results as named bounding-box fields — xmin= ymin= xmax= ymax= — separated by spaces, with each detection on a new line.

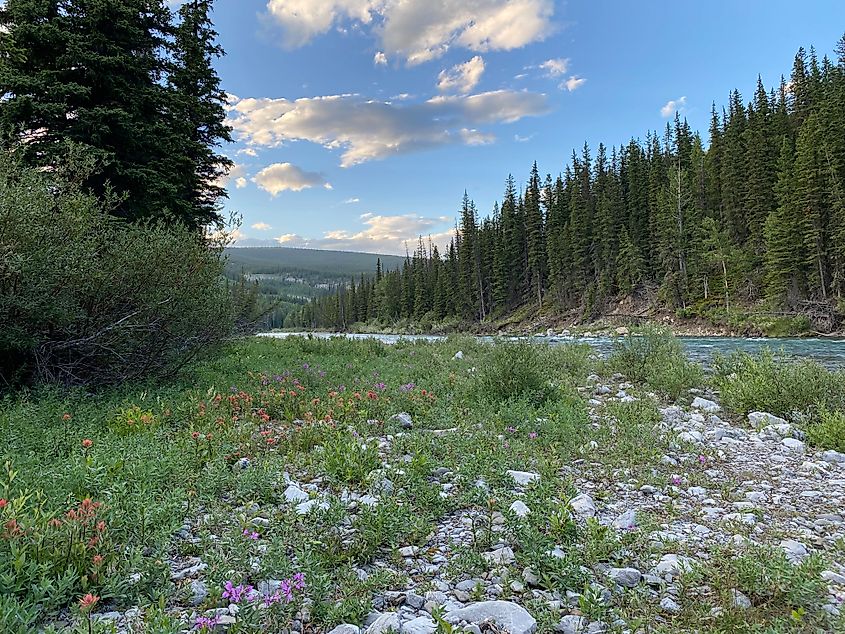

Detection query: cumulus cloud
xmin=437 ymin=56 xmax=485 ymax=94
xmin=228 ymin=90 xmax=549 ymax=167
xmin=374 ymin=51 xmax=388 ymax=66
xmin=661 ymin=95 xmax=687 ymax=117
xmin=562 ymin=76 xmax=586 ymax=92
xmin=251 ymin=222 xmax=273 ymax=231
xmin=538 ymin=58 xmax=568 ymax=77
xmin=216 ymin=163 xmax=248 ymax=189
xmin=252 ymin=163 xmax=332 ymax=195
xmin=265 ymin=0 xmax=555 ymax=65
xmin=272 ymin=213 xmax=453 ymax=255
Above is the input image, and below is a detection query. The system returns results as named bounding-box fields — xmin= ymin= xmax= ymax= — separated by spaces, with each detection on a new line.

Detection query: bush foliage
xmin=0 ymin=155 xmax=236 ymax=387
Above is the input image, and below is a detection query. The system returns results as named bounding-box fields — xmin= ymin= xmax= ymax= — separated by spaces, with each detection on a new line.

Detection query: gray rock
xmin=608 ymin=567 xmax=641 ymax=588
xmin=402 ymin=615 xmax=436 ymax=634
xmin=822 ymin=450 xmax=845 ymax=464
xmin=284 ymin=484 xmax=310 ymax=503
xmin=748 ymin=411 xmax=788 ymax=428
xmin=509 ymin=500 xmax=530 ymax=518
xmin=782 ymin=438 xmax=805 ymax=452
xmin=328 ymin=626 xmax=361 ymax=634
xmin=731 ymin=590 xmax=751 ymax=609
xmin=453 ymin=351 xmax=465 ymax=361
xmin=189 ymin=580 xmax=208 ymax=606
xmin=522 ymin=567 xmax=540 ymax=586
xmin=366 ymin=612 xmax=402 ymax=634
xmin=612 ymin=509 xmax=636 ymax=530
xmin=555 ymin=615 xmax=588 ymax=633
xmin=406 ymin=591 xmax=425 ymax=610
xmin=823 ymin=570 xmax=845 ymax=585
xmin=780 ymin=539 xmax=809 ymax=563
xmin=233 ymin=457 xmax=251 ymax=472
xmin=391 ymin=413 xmax=414 ymax=429
xmin=654 ymin=554 xmax=695 ymax=577
xmin=445 ymin=601 xmax=537 ymax=634
xmin=691 ymin=397 xmax=720 ymax=413
xmin=570 ymin=493 xmax=596 ymax=518
xmin=507 ymin=470 xmax=541 ymax=486
xmin=660 ymin=597 xmax=681 ymax=614
xmin=296 ymin=499 xmax=329 ymax=515
xmin=482 ymin=546 xmax=515 ymax=566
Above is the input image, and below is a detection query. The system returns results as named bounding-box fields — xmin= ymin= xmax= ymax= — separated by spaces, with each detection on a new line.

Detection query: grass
xmin=0 ymin=333 xmax=842 ymax=633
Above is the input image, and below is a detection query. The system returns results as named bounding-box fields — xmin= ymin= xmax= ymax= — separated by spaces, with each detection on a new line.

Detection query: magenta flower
xmin=195 ymin=615 xmax=220 ymax=630
xmin=222 ymin=581 xmax=254 ymax=604
xmin=671 ymin=475 xmax=682 ymax=485
xmin=528 ymin=432 xmax=538 ymax=440
xmin=698 ymin=455 xmax=707 ymax=464
xmin=242 ymin=528 xmax=260 ymax=540
xmin=292 ymin=572 xmax=306 ymax=590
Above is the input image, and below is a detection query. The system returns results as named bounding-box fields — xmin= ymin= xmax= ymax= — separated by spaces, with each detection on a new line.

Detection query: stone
xmin=509 ymin=500 xmax=530 ymax=518
xmin=822 ymin=450 xmax=845 ymax=464
xmin=445 ymin=601 xmax=537 ymax=634
xmin=608 ymin=567 xmax=641 ymax=588
xmin=612 ymin=509 xmax=636 ymax=530
xmin=782 ymin=438 xmax=805 ymax=452
xmin=654 ymin=554 xmax=695 ymax=577
xmin=748 ymin=412 xmax=788 ymax=428
xmin=406 ymin=591 xmax=425 ymax=610
xmin=555 ymin=615 xmax=588 ymax=633
xmin=365 ymin=613 xmax=402 ymax=634
xmin=402 ymin=615 xmax=436 ymax=634
xmin=391 ymin=413 xmax=414 ymax=429
xmin=296 ymin=499 xmax=329 ymax=515
xmin=284 ymin=484 xmax=310 ymax=503
xmin=482 ymin=547 xmax=515 ymax=565
xmin=691 ymin=397 xmax=721 ymax=413
xmin=570 ymin=493 xmax=597 ymax=518
xmin=732 ymin=590 xmax=752 ymax=609
xmin=822 ymin=570 xmax=845 ymax=585
xmin=453 ymin=351 xmax=465 ymax=361
xmin=189 ymin=580 xmax=208 ymax=606
xmin=615 ymin=326 xmax=630 ymax=336
xmin=398 ymin=546 xmax=419 ymax=557
xmin=233 ymin=457 xmax=250 ymax=472
xmin=522 ymin=567 xmax=540 ymax=586
xmin=780 ymin=539 xmax=809 ymax=563
xmin=660 ymin=597 xmax=681 ymax=614
xmin=507 ymin=470 xmax=541 ymax=486
xmin=328 ymin=626 xmax=361 ymax=634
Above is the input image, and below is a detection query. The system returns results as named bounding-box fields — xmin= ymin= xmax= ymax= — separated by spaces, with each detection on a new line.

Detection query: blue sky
xmin=206 ymin=0 xmax=845 ymax=254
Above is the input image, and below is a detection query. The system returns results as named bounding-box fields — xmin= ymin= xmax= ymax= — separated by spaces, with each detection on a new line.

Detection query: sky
xmin=201 ymin=0 xmax=845 ymax=255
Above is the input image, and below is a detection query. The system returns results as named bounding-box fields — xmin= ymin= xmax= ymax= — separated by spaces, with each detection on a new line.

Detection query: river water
xmin=258 ymin=332 xmax=845 ymax=370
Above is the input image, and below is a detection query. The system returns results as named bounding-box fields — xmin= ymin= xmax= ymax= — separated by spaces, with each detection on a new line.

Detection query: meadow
xmin=1 ymin=333 xmax=844 ymax=633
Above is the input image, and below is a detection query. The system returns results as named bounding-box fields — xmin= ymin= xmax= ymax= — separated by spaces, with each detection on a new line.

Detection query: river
xmin=258 ymin=332 xmax=845 ymax=370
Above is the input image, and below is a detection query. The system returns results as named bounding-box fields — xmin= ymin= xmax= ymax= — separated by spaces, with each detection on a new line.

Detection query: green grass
xmin=0 ymin=334 xmax=841 ymax=633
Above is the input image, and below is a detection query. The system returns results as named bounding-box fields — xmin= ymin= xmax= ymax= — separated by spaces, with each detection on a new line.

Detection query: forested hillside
xmin=290 ymin=39 xmax=845 ymax=334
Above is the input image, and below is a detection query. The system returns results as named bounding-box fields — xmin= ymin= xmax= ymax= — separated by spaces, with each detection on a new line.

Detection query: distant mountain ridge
xmin=225 ymin=246 xmax=405 ymax=277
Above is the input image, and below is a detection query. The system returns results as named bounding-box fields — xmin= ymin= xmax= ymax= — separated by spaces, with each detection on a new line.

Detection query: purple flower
xmin=375 ymin=382 xmax=387 ymax=391
xmin=222 ymin=581 xmax=254 ymax=604
xmin=292 ymin=572 xmax=306 ymax=590
xmin=671 ymin=475 xmax=682 ymax=486
xmin=318 ymin=370 xmax=326 ymax=378
xmin=400 ymin=383 xmax=416 ymax=392
xmin=280 ymin=578 xmax=294 ymax=603
xmin=698 ymin=455 xmax=707 ymax=464
xmin=242 ymin=528 xmax=260 ymax=540
xmin=302 ymin=363 xmax=310 ymax=370
xmin=263 ymin=591 xmax=282 ymax=607
xmin=195 ymin=615 xmax=220 ymax=630
xmin=506 ymin=426 xmax=518 ymax=434
xmin=528 ymin=432 xmax=538 ymax=440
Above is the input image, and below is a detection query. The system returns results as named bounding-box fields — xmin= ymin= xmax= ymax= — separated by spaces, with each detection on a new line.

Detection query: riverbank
xmin=2 ymin=335 xmax=844 ymax=633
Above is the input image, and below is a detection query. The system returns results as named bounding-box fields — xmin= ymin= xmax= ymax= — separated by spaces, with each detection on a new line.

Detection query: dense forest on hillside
xmin=290 ymin=38 xmax=845 ymax=334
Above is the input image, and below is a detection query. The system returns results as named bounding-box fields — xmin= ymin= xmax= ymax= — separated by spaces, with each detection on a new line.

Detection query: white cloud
xmin=374 ymin=51 xmax=388 ymax=66
xmin=344 ymin=197 xmax=361 ymax=204
xmin=272 ymin=213 xmax=453 ymax=255
xmin=228 ymin=89 xmax=549 ymax=167
xmin=252 ymin=163 xmax=332 ymax=195
xmin=235 ymin=177 xmax=248 ymax=188
xmin=514 ymin=133 xmax=535 ymax=143
xmin=215 ymin=163 xmax=247 ymax=189
xmin=237 ymin=148 xmax=258 ymax=157
xmin=562 ymin=75 xmax=586 ymax=92
xmin=661 ymin=95 xmax=687 ymax=117
xmin=251 ymin=222 xmax=273 ymax=231
xmin=437 ymin=56 xmax=485 ymax=94
xmin=265 ymin=0 xmax=555 ymax=65
xmin=538 ymin=58 xmax=568 ymax=77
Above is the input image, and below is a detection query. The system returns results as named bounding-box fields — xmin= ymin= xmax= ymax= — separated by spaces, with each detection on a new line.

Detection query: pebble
xmin=507 ymin=470 xmax=541 ymax=486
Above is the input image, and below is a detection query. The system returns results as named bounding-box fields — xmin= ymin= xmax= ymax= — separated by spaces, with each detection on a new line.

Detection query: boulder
xmin=445 ymin=601 xmax=537 ymax=634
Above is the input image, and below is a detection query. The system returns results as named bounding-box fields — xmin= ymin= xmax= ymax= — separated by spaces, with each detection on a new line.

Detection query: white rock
xmin=509 ymin=500 xmax=531 ymax=518
xmin=660 ymin=597 xmax=681 ymax=614
xmin=822 ymin=450 xmax=845 ymax=464
xmin=453 ymin=351 xmax=464 ymax=360
xmin=732 ymin=590 xmax=751 ymax=609
xmin=822 ymin=570 xmax=845 ymax=585
xmin=691 ymin=397 xmax=721 ymax=413
xmin=445 ymin=601 xmax=537 ymax=634
xmin=780 ymin=539 xmax=809 ymax=563
xmin=507 ymin=470 xmax=541 ymax=486
xmin=402 ymin=615 xmax=436 ymax=634
xmin=654 ymin=554 xmax=695 ymax=577
xmin=612 ymin=509 xmax=637 ymax=530
xmin=782 ymin=438 xmax=805 ymax=452
xmin=555 ymin=615 xmax=588 ymax=633
xmin=328 ymin=626 xmax=361 ymax=634
xmin=748 ymin=411 xmax=788 ymax=428
xmin=570 ymin=494 xmax=597 ymax=518
xmin=296 ymin=499 xmax=329 ymax=515
xmin=284 ymin=484 xmax=310 ymax=503
xmin=366 ymin=613 xmax=401 ymax=634
xmin=482 ymin=547 xmax=515 ymax=565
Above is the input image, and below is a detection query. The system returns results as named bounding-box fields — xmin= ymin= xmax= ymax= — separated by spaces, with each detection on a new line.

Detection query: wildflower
xmin=195 ymin=615 xmax=220 ymax=630
xmin=375 ymin=382 xmax=386 ymax=391
xmin=366 ymin=391 xmax=377 ymax=400
xmin=0 ymin=499 xmax=6 ymax=510
xmin=279 ymin=578 xmax=293 ymax=603
xmin=698 ymin=455 xmax=707 ymax=464
xmin=671 ymin=475 xmax=682 ymax=486
xmin=292 ymin=572 xmax=306 ymax=590
xmin=62 ymin=413 xmax=72 ymax=421
xmin=191 ymin=431 xmax=200 ymax=440
xmin=82 ymin=439 xmax=93 ymax=449
xmin=263 ymin=591 xmax=282 ymax=607
xmin=79 ymin=593 xmax=99 ymax=613
xmin=506 ymin=426 xmax=518 ymax=434
xmin=92 ymin=554 xmax=104 ymax=566
xmin=242 ymin=528 xmax=260 ymax=540
xmin=400 ymin=383 xmax=416 ymax=392
xmin=302 ymin=363 xmax=310 ymax=370
xmin=528 ymin=432 xmax=538 ymax=440
xmin=222 ymin=581 xmax=254 ymax=604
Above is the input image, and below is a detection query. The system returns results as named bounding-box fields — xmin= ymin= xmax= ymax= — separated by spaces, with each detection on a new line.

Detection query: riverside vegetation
xmin=2 ymin=330 xmax=845 ymax=633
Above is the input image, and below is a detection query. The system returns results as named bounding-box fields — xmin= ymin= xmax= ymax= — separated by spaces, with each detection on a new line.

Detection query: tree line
xmin=290 ymin=37 xmax=845 ymax=331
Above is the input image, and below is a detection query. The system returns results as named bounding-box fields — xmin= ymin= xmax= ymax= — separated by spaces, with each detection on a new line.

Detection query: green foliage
xmin=806 ymin=409 xmax=845 ymax=452
xmin=606 ymin=327 xmax=704 ymax=399
xmin=322 ymin=432 xmax=379 ymax=485
xmin=713 ymin=350 xmax=845 ymax=420
xmin=473 ymin=343 xmax=556 ymax=405
xmin=0 ymin=156 xmax=234 ymax=387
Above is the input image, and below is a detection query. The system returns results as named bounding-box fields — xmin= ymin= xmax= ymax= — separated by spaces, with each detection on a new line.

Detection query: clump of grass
xmin=713 ymin=350 xmax=845 ymax=422
xmin=805 ymin=409 xmax=845 ymax=453
xmin=473 ymin=342 xmax=557 ymax=405
xmin=605 ymin=327 xmax=704 ymax=400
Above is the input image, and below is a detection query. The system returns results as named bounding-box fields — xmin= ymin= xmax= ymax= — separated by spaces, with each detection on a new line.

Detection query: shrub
xmin=0 ymin=154 xmax=235 ymax=387
xmin=474 ymin=342 xmax=556 ymax=405
xmin=713 ymin=350 xmax=845 ymax=421
xmin=805 ymin=409 xmax=845 ymax=452
xmin=605 ymin=327 xmax=703 ymax=400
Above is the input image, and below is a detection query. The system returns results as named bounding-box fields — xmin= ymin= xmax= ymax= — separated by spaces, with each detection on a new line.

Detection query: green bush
xmin=0 ymin=154 xmax=236 ymax=387
xmin=474 ymin=342 xmax=556 ymax=405
xmin=605 ymin=327 xmax=704 ymax=400
xmin=805 ymin=409 xmax=845 ymax=452
xmin=713 ymin=350 xmax=845 ymax=421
